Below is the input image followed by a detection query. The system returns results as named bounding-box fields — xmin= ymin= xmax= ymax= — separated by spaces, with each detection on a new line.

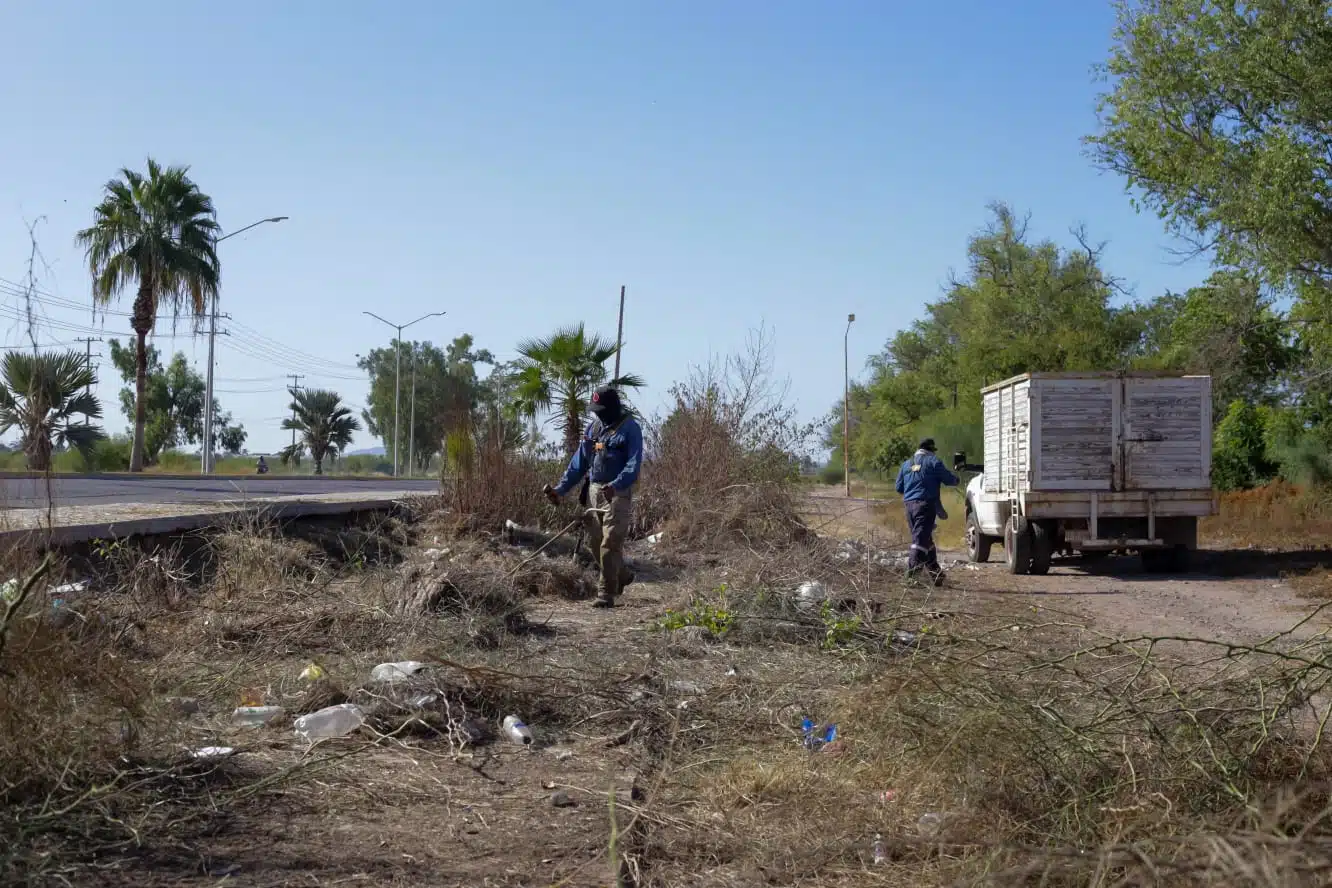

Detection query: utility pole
xmin=288 ymin=374 xmax=304 ymax=453
xmin=613 ymin=285 xmax=626 ymax=379
xmin=407 ymin=350 xmax=417 ymax=478
xmin=202 ymin=215 xmax=288 ymax=475
xmin=844 ymin=313 xmax=855 ymax=498
xmin=362 ymin=311 xmax=446 ymax=477
xmin=74 ymin=337 xmax=102 ymax=422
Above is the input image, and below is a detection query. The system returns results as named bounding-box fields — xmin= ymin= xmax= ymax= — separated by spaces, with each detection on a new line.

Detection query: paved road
xmin=0 ymin=476 xmax=441 ymax=509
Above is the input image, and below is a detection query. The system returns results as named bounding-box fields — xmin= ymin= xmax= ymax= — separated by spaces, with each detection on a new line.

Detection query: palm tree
xmin=0 ymin=351 xmax=104 ymax=471
xmin=513 ymin=324 xmax=645 ymax=455
xmin=280 ymin=389 xmax=360 ymax=475
xmin=76 ymin=158 xmax=221 ymax=472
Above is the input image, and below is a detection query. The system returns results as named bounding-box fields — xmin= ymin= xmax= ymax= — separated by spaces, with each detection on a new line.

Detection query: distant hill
xmin=349 ymin=446 xmax=386 ymax=456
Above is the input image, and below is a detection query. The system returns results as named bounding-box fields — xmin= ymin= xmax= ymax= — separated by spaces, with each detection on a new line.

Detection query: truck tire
xmin=966 ymin=510 xmax=993 ymax=563
xmin=1029 ymin=522 xmax=1053 ymax=575
xmin=1005 ymin=517 xmax=1031 ymax=575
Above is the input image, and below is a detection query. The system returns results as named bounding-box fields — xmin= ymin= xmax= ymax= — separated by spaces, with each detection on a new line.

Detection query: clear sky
xmin=0 ymin=0 xmax=1209 ymax=456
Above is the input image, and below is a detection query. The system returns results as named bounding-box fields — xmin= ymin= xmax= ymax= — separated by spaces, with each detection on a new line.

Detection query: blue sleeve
xmin=554 ymin=425 xmax=594 ymax=495
xmin=894 ymin=464 xmax=905 ymax=494
xmin=610 ymin=420 xmax=643 ymax=491
xmin=931 ymin=456 xmax=959 ymax=487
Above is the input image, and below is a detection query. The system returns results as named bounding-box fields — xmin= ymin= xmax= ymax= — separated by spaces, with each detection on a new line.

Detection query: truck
xmin=955 ymin=372 xmax=1218 ymax=575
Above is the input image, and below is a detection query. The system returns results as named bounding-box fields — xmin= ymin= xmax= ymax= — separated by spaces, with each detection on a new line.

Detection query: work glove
xmin=599 ymin=485 xmax=616 ymax=503
xmin=542 ymin=484 xmax=560 ymax=505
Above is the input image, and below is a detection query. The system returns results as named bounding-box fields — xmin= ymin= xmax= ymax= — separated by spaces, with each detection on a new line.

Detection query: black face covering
xmin=589 ymin=386 xmax=624 ymax=425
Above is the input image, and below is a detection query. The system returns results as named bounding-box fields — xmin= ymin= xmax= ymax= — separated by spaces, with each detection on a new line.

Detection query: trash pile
xmin=212 ymin=659 xmax=545 ymax=751
xmin=830 ymin=538 xmax=909 ymax=569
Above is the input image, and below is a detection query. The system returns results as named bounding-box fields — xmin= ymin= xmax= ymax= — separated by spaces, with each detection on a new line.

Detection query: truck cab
xmin=958 ymin=372 xmax=1218 ymax=575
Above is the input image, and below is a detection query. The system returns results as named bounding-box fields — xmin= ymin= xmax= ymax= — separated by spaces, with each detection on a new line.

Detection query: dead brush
xmin=646 ymin=582 xmax=1332 ymax=886
xmin=1204 ymin=481 xmax=1332 ymax=550
xmin=386 ymin=539 xmax=594 ymax=647
xmin=436 ymin=433 xmax=556 ymax=534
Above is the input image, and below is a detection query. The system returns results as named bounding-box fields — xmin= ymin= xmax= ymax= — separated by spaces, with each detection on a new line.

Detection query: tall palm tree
xmin=0 ymin=351 xmax=104 ymax=471
xmin=76 ymin=159 xmax=221 ymax=472
xmin=513 ymin=324 xmax=645 ymax=455
xmin=280 ymin=389 xmax=360 ymax=475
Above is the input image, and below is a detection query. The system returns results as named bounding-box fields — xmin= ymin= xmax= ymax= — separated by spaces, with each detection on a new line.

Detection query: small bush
xmin=438 ymin=431 xmax=555 ymax=534
xmin=634 ymin=327 xmax=816 ymax=548
xmin=817 ymin=463 xmax=844 ymax=485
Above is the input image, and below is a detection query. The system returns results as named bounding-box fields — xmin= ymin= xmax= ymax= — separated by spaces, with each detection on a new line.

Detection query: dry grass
xmin=0 ymin=504 xmax=644 ymax=885
xmin=1203 ymin=482 xmax=1332 ymax=550
xmin=637 ymin=539 xmax=1332 ymax=887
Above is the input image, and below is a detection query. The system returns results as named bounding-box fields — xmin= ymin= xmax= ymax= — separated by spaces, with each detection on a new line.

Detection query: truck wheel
xmin=1005 ymin=518 xmax=1031 ymax=575
xmin=1029 ymin=522 xmax=1053 ymax=576
xmin=966 ymin=511 xmax=993 ymax=563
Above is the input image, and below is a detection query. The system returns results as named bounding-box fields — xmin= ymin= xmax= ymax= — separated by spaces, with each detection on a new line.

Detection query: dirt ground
xmin=804 ymin=486 xmax=1332 ymax=645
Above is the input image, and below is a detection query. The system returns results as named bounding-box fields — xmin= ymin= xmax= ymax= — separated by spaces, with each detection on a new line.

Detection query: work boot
xmin=591 ymin=591 xmax=617 ymax=609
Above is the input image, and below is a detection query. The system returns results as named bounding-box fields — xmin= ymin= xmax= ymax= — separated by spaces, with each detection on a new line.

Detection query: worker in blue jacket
xmin=894 ymin=437 xmax=959 ymax=585
xmin=544 ymin=386 xmax=642 ymax=608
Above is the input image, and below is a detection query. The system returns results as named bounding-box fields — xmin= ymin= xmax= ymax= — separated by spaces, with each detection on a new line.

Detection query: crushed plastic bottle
xmin=502 ymin=714 xmax=533 ymax=745
xmin=294 ymin=703 xmax=365 ymax=741
xmin=794 ymin=581 xmax=827 ymax=613
xmin=872 ymin=832 xmax=886 ymax=864
xmin=917 ymin=812 xmax=943 ymax=838
xmin=233 ymin=705 xmax=284 ymax=727
xmin=370 ymin=661 xmax=425 ymax=683
xmin=800 ymin=717 xmax=838 ymax=750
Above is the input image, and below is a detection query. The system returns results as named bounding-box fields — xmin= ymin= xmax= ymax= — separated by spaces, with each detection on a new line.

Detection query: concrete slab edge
xmin=0 ymin=496 xmax=414 ymax=546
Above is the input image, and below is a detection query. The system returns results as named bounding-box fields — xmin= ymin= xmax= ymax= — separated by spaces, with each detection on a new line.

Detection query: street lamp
xmin=844 ymin=313 xmax=855 ymax=498
xmin=201 ymin=215 xmax=289 ymax=474
xmin=361 ymin=311 xmax=447 ymax=477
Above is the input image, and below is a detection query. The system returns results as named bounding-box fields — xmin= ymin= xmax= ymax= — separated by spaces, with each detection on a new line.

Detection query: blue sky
xmin=0 ymin=0 xmax=1208 ymax=455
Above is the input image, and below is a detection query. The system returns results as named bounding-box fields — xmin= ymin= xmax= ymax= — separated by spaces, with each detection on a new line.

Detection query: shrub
xmin=634 ymin=326 xmax=817 ymax=547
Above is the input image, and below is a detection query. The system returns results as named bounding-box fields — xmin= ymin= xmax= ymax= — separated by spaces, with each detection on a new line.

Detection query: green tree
xmin=358 ymin=334 xmax=494 ymax=472
xmin=1212 ymin=400 xmax=1278 ymax=491
xmin=76 ymin=159 xmax=221 ymax=472
xmin=1132 ymin=270 xmax=1296 ymax=414
xmin=846 ymin=205 xmax=1131 ymax=473
xmin=281 ymin=388 xmax=360 ymax=475
xmin=107 ymin=339 xmax=245 ymax=463
xmin=0 ymin=351 xmax=104 ymax=471
xmin=1088 ymin=0 xmax=1332 ymax=288
xmin=513 ymin=324 xmax=644 ymax=455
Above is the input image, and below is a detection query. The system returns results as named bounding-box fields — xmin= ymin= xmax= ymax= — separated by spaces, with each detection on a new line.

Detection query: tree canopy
xmin=835 ymin=203 xmax=1327 ymax=490
xmin=1088 ymin=0 xmax=1332 ymax=289
xmin=357 ymin=334 xmax=494 ymax=472
xmin=108 ymin=339 xmax=245 ymax=463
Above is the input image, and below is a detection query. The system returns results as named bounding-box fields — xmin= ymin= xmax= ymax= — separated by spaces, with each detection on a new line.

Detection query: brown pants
xmin=585 ymin=483 xmax=633 ymax=599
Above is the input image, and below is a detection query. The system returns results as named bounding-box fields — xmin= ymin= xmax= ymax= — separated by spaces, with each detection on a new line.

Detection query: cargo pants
xmin=586 ymin=483 xmax=634 ymax=602
xmin=905 ymin=499 xmax=944 ymax=584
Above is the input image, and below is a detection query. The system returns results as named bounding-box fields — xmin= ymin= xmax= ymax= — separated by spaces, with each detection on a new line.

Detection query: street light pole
xmin=362 ymin=311 xmax=446 ymax=477
xmin=201 ymin=215 xmax=288 ymax=474
xmin=844 ymin=313 xmax=855 ymax=497
xmin=407 ymin=354 xmax=417 ymax=478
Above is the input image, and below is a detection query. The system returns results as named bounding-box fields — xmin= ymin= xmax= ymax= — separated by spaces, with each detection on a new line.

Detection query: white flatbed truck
xmin=956 ymin=372 xmax=1218 ymax=575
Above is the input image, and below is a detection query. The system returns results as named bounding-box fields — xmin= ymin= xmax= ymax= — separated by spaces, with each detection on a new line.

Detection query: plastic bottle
xmin=917 ymin=812 xmax=943 ymax=838
xmin=502 ymin=715 xmax=534 ymax=745
xmin=872 ymin=833 xmax=886 ymax=864
xmin=370 ymin=661 xmax=425 ymax=683
xmin=294 ymin=703 xmax=365 ymax=741
xmin=233 ymin=705 xmax=284 ymax=727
